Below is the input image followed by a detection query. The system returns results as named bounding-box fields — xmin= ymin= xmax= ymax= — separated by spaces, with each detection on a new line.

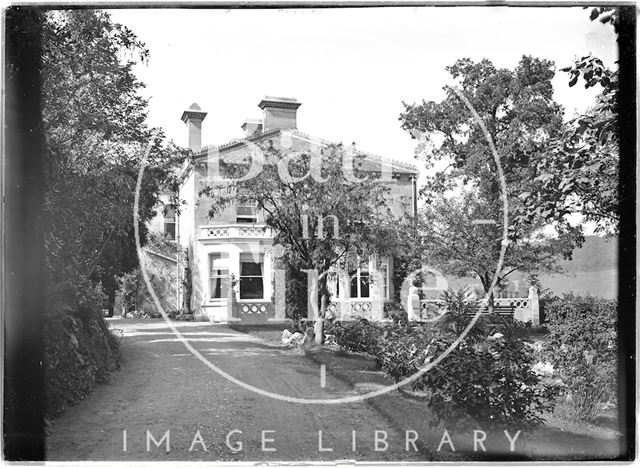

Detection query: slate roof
xmin=194 ymin=128 xmax=419 ymax=175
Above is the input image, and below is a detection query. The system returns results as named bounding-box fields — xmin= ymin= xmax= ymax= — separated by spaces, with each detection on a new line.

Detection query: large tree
xmin=400 ymin=56 xmax=564 ymax=205
xmin=41 ymin=10 xmax=187 ymax=314
xmin=516 ymin=8 xmax=620 ymax=235
xmin=414 ymin=191 xmax=571 ymax=296
xmin=400 ymin=56 xmax=580 ymax=293
xmin=203 ymin=143 xmax=402 ymax=343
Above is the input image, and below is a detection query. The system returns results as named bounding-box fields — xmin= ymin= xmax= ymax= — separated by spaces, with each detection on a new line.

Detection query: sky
xmin=108 ymin=6 xmax=617 ymax=167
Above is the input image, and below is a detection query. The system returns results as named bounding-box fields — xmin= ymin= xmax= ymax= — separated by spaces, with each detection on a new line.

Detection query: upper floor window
xmin=164 ymin=206 xmax=176 ymax=239
xmin=236 ymin=203 xmax=258 ymax=223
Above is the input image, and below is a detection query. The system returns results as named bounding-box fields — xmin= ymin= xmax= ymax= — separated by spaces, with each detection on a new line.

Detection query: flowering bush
xmin=544 ymin=294 xmax=617 ymax=421
xmin=422 ymin=333 xmax=561 ymax=428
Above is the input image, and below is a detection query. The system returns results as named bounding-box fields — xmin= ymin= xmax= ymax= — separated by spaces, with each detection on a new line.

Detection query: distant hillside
xmin=539 ymin=235 xmax=618 ymax=299
xmin=439 ymin=236 xmax=619 ymax=299
xmin=558 ymin=235 xmax=618 ymax=273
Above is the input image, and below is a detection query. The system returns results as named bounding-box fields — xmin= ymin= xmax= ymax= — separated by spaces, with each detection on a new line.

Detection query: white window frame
xmin=209 ymin=252 xmax=230 ymax=301
xmin=238 ymin=253 xmax=265 ymax=301
xmin=236 ymin=202 xmax=258 ymax=224
xmin=378 ymin=259 xmax=390 ymax=301
xmin=334 ymin=256 xmax=390 ymax=301
xmin=163 ymin=206 xmax=176 ymax=239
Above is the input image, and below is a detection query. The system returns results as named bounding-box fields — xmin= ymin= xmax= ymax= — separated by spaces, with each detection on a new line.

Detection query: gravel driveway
xmin=45 ymin=319 xmax=430 ymax=461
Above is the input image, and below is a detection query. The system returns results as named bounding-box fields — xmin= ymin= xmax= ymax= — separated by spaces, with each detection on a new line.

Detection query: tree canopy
xmin=400 ymin=56 xmax=578 ymax=292
xmin=517 ymin=7 xmax=620 ymax=235
xmin=400 ymin=56 xmax=564 ymax=208
xmin=41 ymin=10 xmax=188 ymax=313
xmin=202 ymin=142 xmax=404 ymax=341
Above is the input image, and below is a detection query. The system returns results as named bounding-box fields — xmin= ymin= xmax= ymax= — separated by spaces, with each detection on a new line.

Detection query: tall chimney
xmin=181 ymin=103 xmax=207 ymax=152
xmin=241 ymin=118 xmax=263 ymax=137
xmin=258 ymin=96 xmax=301 ymax=131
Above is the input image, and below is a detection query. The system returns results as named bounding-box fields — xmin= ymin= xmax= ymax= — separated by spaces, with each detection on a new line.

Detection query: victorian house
xmin=152 ymin=97 xmax=419 ymax=323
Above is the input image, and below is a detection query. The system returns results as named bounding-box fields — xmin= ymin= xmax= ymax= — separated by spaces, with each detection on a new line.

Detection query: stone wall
xmin=137 ymin=249 xmax=179 ymax=316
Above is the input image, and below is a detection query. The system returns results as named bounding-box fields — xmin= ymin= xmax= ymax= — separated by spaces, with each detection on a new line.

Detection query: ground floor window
xmin=164 ymin=206 xmax=176 ymax=239
xmin=349 ymin=257 xmax=370 ymax=298
xmin=239 ymin=253 xmax=264 ymax=299
xmin=335 ymin=255 xmax=389 ymax=300
xmin=378 ymin=260 xmax=390 ymax=300
xmin=209 ymin=252 xmax=230 ymax=299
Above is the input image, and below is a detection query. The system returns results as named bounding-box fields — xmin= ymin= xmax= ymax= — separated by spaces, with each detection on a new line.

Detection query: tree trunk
xmin=314 ymin=274 xmax=329 ymax=345
xmin=107 ymin=289 xmax=115 ymax=317
xmin=480 ymin=273 xmax=494 ymax=313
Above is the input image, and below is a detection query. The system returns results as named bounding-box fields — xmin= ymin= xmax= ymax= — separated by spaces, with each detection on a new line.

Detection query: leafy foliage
xmin=39 ymin=10 xmax=186 ymax=418
xmin=437 ymin=287 xmax=489 ymax=340
xmin=400 ymin=57 xmax=580 ymax=291
xmin=544 ymin=294 xmax=617 ymax=421
xmin=376 ymin=323 xmax=432 ymax=384
xmin=44 ymin=308 xmax=121 ymax=419
xmin=400 ymin=56 xmax=564 ymax=207
xmin=41 ymin=10 xmax=189 ymax=314
xmin=330 ymin=298 xmax=559 ymax=428
xmin=423 ymin=333 xmax=560 ymax=428
xmin=114 ymin=268 xmax=140 ymax=316
xmin=516 ymin=8 xmax=619 ymax=235
xmin=330 ymin=318 xmax=384 ymax=355
xmin=414 ymin=191 xmax=574 ymax=293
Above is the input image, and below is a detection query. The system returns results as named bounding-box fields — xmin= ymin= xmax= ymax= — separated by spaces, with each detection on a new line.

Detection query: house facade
xmin=153 ymin=97 xmax=419 ymax=323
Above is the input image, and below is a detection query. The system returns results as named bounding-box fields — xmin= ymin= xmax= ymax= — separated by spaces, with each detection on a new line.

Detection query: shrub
xmin=328 ymin=286 xmax=562 ymax=428
xmin=422 ymin=332 xmax=561 ymax=428
xmin=115 ymin=269 xmax=139 ymax=316
xmin=44 ymin=272 xmax=123 ymax=419
xmin=383 ymin=302 xmax=409 ymax=325
xmin=376 ymin=323 xmax=432 ymax=384
xmin=436 ymin=287 xmax=490 ymax=341
xmin=544 ymin=294 xmax=617 ymax=421
xmin=331 ymin=319 xmax=384 ymax=355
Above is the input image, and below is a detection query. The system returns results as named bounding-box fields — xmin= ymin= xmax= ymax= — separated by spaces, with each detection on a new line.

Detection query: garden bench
xmin=465 ymin=303 xmax=515 ymax=320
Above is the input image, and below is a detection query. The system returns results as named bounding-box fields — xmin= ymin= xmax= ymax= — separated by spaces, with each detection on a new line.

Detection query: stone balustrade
xmin=199 ymin=224 xmax=272 ymax=240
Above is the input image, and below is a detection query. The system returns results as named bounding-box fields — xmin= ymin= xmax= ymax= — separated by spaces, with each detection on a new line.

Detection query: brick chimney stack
xmin=181 ymin=103 xmax=207 ymax=152
xmin=241 ymin=118 xmax=263 ymax=137
xmin=258 ymin=96 xmax=301 ymax=131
